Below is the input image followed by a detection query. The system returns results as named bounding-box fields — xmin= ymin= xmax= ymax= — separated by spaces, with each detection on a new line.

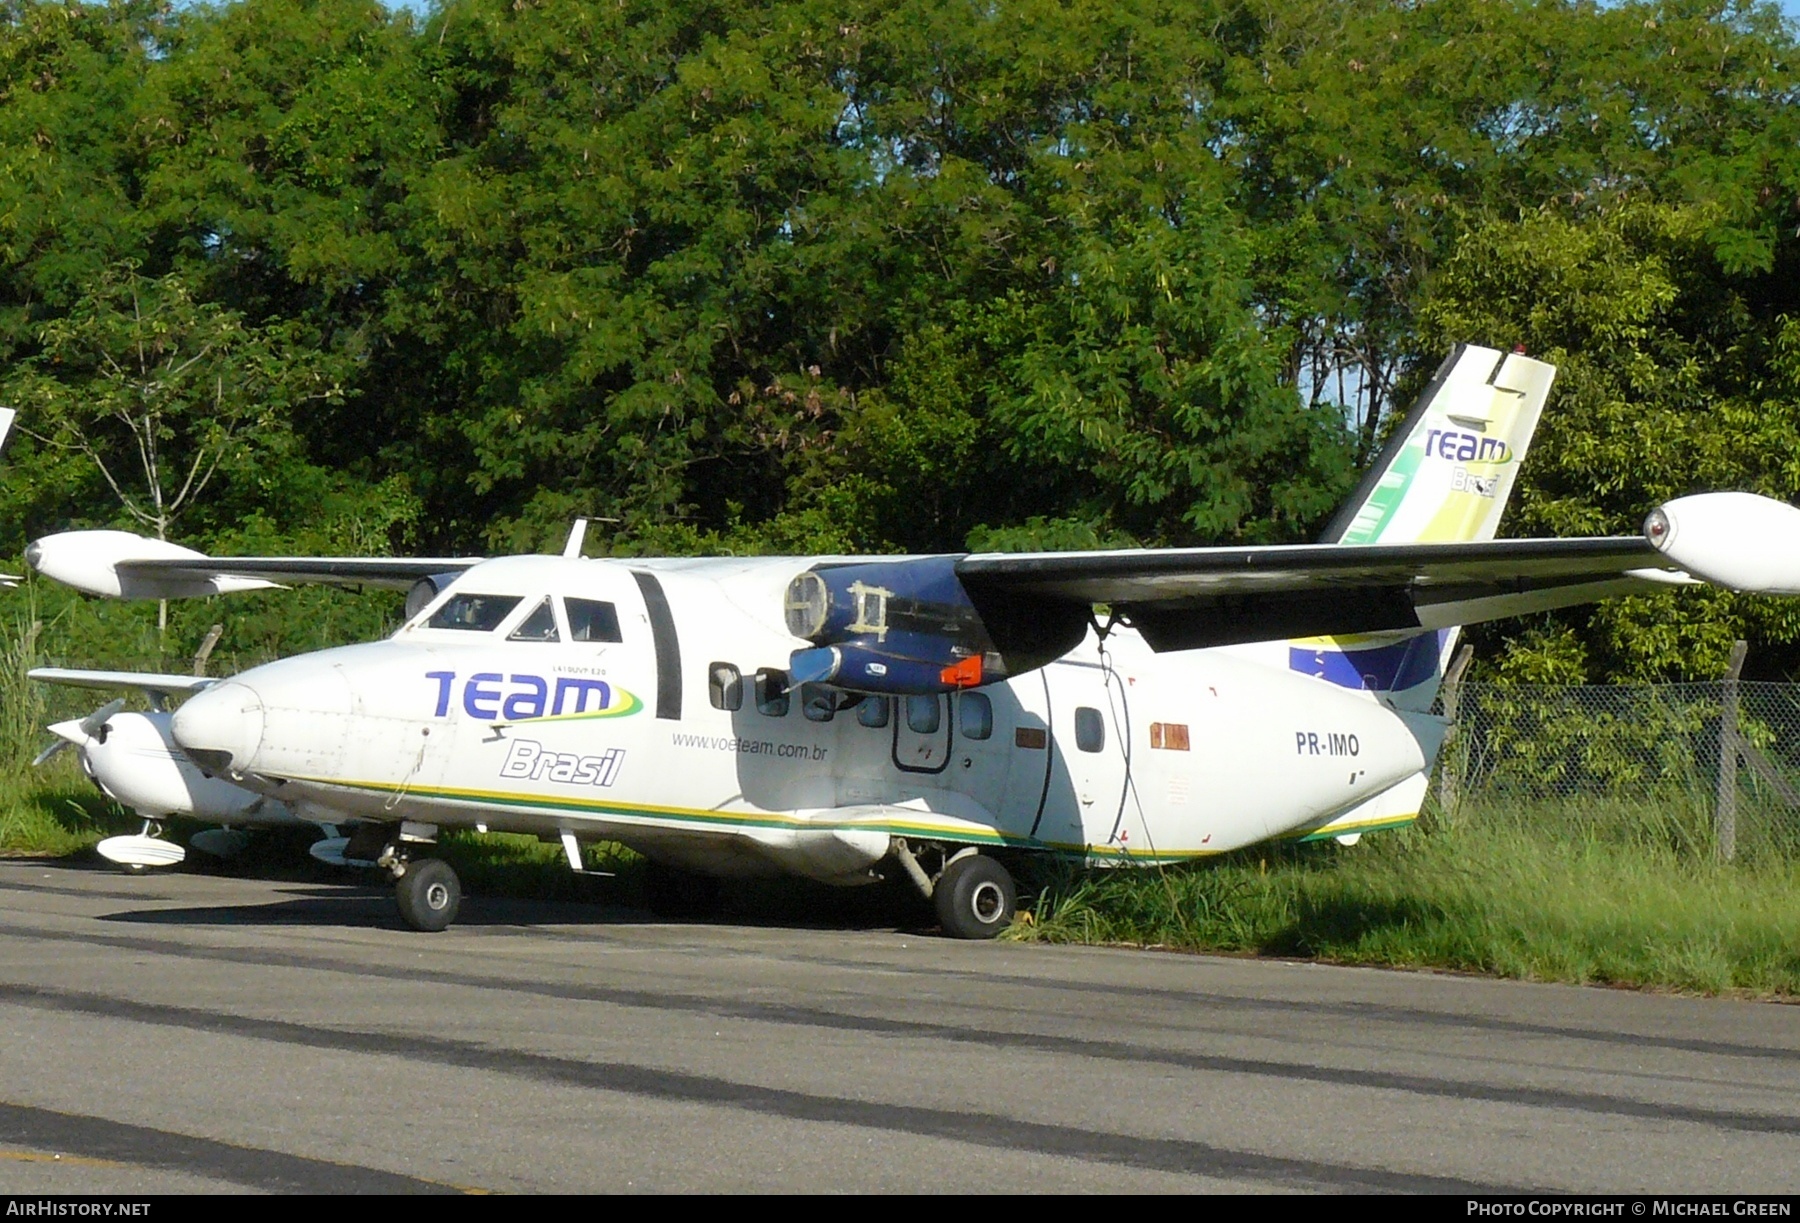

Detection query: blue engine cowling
xmin=782 ymin=556 xmax=1092 ymax=695
xmin=784 ymin=557 xmax=1002 ymax=695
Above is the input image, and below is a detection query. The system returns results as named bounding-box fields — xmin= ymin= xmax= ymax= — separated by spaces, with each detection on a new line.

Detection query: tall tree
xmin=1417 ymin=204 xmax=1800 ymax=681
xmin=5 ymin=263 xmax=346 ymax=544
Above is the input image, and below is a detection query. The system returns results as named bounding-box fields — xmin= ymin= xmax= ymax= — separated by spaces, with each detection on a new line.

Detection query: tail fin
xmin=1321 ymin=343 xmax=1555 ymax=547
xmin=1290 ymin=344 xmax=1556 ymax=708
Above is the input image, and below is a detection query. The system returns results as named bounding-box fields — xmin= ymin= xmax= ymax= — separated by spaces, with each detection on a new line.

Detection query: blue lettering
xmin=502 ymin=674 xmax=548 ymax=721
xmin=553 ymin=676 xmax=612 ymax=715
xmin=464 ymin=672 xmax=504 ymax=719
xmin=1429 ymin=429 xmax=1513 ymax=466
xmin=430 ymin=671 xmax=636 ymax=721
xmin=426 ymin=671 xmax=455 ymax=718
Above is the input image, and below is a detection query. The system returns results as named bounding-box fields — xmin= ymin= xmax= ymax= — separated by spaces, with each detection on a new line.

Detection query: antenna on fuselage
xmin=562 ymin=518 xmax=590 ymax=559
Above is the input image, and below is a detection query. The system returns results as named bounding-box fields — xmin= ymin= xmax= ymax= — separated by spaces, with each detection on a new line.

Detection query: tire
xmin=934 ymin=854 xmax=1016 ymax=940
xmin=642 ymin=861 xmax=723 ymax=920
xmin=395 ymin=857 xmax=462 ymax=932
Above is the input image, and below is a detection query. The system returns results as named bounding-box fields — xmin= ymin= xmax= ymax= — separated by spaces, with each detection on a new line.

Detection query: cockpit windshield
xmin=426 ymin=593 xmax=522 ymax=632
xmin=508 ymin=598 xmax=560 ymax=642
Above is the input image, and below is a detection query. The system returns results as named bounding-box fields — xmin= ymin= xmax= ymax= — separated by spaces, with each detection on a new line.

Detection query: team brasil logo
xmin=426 ymin=670 xmax=644 ymax=723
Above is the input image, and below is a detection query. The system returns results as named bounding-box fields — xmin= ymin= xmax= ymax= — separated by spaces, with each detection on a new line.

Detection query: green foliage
xmin=0 ymin=0 xmax=1796 ymax=674
xmin=4 ymin=262 xmax=348 ymax=540
xmin=1420 ymin=203 xmax=1800 ymax=679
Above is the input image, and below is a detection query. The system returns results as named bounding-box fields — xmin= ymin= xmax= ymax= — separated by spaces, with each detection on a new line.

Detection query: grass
xmin=0 ymin=768 xmax=122 ymax=859
xmin=1008 ymin=802 xmax=1800 ymax=997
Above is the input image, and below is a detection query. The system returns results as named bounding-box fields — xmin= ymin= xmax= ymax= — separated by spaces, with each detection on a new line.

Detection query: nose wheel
xmin=394 ymin=857 xmax=462 ymax=932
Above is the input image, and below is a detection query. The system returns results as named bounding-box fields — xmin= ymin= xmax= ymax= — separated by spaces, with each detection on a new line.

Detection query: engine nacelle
xmin=783 ymin=557 xmax=1003 ymax=695
xmin=1645 ymin=493 xmax=1800 ymax=596
xmin=404 ymin=572 xmax=468 ymax=620
xmin=55 ymin=709 xmax=300 ymax=825
xmin=25 ymin=530 xmax=275 ymax=599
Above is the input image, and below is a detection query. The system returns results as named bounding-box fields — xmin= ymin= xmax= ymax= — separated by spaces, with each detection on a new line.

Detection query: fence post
xmin=1438 ymin=644 xmax=1475 ymax=815
xmin=1717 ymin=639 xmax=1748 ymax=862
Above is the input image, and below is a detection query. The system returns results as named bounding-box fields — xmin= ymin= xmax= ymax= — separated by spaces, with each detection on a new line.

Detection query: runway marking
xmin=6 ymin=923 xmax=1796 ymax=1138
xmin=0 ymin=982 xmax=1510 ymax=1193
xmin=0 ymin=1099 xmax=486 ymax=1194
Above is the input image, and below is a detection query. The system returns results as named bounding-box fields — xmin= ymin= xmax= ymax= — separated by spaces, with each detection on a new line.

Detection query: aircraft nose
xmin=172 ymin=681 xmax=264 ymax=776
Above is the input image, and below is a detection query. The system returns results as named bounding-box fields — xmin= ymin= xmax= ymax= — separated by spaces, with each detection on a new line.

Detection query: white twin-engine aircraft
xmin=24 ymin=345 xmax=1800 ymax=937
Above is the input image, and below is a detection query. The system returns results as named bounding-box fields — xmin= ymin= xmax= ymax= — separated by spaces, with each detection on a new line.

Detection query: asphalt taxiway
xmin=0 ymin=859 xmax=1794 ymax=1193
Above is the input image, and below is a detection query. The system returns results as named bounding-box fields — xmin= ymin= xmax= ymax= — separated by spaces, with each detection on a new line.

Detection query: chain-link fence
xmin=1435 ymin=680 xmax=1800 ymax=860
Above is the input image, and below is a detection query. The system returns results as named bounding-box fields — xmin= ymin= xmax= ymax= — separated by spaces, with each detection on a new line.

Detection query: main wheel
xmin=934 ymin=854 xmax=1016 ymax=940
xmin=395 ymin=857 xmax=462 ymax=932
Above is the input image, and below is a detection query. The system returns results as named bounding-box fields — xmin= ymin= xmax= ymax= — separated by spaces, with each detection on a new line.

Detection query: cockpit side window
xmin=508 ymin=598 xmax=560 ymax=642
xmin=565 ymin=598 xmax=623 ymax=643
xmin=427 ymin=594 xmax=522 ymax=632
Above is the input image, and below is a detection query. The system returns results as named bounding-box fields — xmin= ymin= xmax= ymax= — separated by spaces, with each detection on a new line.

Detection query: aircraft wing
xmin=108 ymin=555 xmax=482 ymax=592
xmin=29 ymin=667 xmax=220 ymax=697
xmin=25 ymin=530 xmax=483 ymax=599
xmin=955 ymin=534 xmax=1677 ymax=650
xmin=952 ymin=492 xmax=1800 ymax=651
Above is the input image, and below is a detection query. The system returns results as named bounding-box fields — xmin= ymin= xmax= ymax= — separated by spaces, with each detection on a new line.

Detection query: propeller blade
xmin=30 ymin=738 xmax=71 ymax=767
xmin=78 ymin=698 xmax=127 ymax=739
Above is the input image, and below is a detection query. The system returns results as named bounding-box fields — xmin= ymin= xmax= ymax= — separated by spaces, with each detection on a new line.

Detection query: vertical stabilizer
xmin=1290 ymin=345 xmax=1555 ymax=710
xmin=1322 ymin=344 xmax=1555 ymax=546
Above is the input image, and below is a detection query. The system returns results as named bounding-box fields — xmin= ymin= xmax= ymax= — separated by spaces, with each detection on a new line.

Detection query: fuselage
xmin=171 ymin=554 xmax=1434 ymax=882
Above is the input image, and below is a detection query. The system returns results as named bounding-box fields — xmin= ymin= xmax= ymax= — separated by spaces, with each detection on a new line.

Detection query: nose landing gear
xmin=392 ymin=856 xmax=462 ymax=932
xmin=367 ymin=822 xmax=462 ymax=932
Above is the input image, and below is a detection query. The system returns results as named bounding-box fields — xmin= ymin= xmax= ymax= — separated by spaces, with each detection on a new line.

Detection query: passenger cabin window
xmin=508 ymin=598 xmax=560 ymax=642
xmin=756 ymin=668 xmax=790 ymax=717
xmin=428 ymin=594 xmax=522 ymax=632
xmin=960 ymin=692 xmax=993 ymax=740
xmin=800 ymin=684 xmax=835 ymax=723
xmin=1074 ymin=706 xmax=1106 ymax=753
xmin=906 ymin=695 xmax=941 ymax=735
xmin=857 ymin=696 xmax=890 ymax=729
xmin=709 ymin=662 xmax=743 ymax=712
xmin=565 ymin=598 xmax=623 ymax=643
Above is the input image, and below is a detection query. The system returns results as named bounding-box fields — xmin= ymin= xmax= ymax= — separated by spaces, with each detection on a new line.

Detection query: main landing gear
xmin=891 ymin=840 xmax=1017 ymax=940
